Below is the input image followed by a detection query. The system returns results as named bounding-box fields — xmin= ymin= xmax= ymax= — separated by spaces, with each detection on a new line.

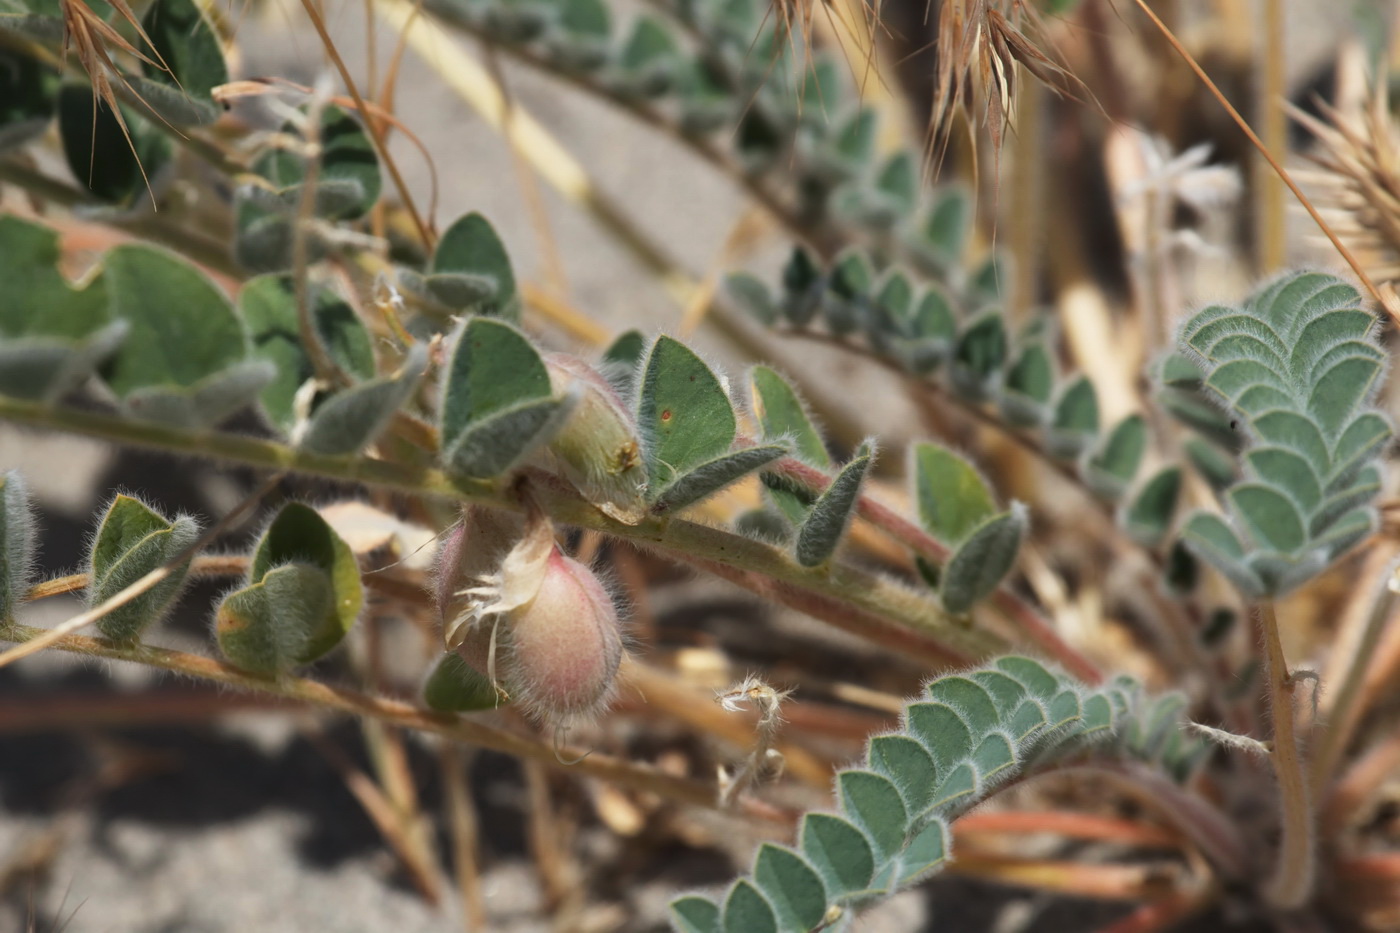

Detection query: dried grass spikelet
xmin=1291 ymin=75 xmax=1400 ymax=289
xmin=929 ymin=0 xmax=1087 ymax=161
xmin=58 ymin=0 xmax=170 ymax=194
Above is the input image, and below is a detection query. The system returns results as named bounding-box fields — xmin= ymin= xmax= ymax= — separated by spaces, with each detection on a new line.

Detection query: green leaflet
xmin=653 ymin=445 xmax=787 ymax=514
xmin=939 ymin=507 xmax=1026 ymax=614
xmin=300 ymin=346 xmax=429 ymax=456
xmin=637 ymin=337 xmax=736 ymax=488
xmin=88 ymin=495 xmax=198 ymax=642
xmin=722 ymin=881 xmax=776 ymax=933
xmin=440 ymin=317 xmax=551 ymax=451
xmin=1047 ymin=375 xmax=1099 ymax=458
xmin=950 ymin=309 xmax=1007 ymax=400
xmin=1086 ymin=414 xmax=1147 ymax=500
xmin=912 ymin=442 xmax=996 ymax=546
xmin=750 ymin=366 xmax=829 ymax=467
xmin=57 ymin=85 xmax=170 ymax=205
xmin=432 ymin=212 xmax=519 ymax=320
xmin=726 ymin=272 xmax=777 ymax=326
xmin=1123 ymin=466 xmax=1182 ymax=548
xmin=103 ymin=243 xmax=247 ymax=396
xmin=794 ymin=443 xmax=872 ymax=567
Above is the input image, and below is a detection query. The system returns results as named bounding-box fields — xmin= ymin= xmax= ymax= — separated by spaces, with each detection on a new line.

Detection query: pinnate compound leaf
xmin=794 ymin=443 xmax=872 ymax=567
xmin=750 ymin=366 xmax=828 ymax=466
xmin=654 ymin=445 xmax=786 ymax=514
xmin=675 ymin=657 xmax=1202 ymax=931
xmin=423 ymin=652 xmax=503 ymax=712
xmin=89 ymin=495 xmax=198 ymax=642
xmin=0 ymin=472 xmax=35 ymax=621
xmin=913 ymin=442 xmax=996 ymax=546
xmin=638 ymin=337 xmax=736 ymax=487
xmin=940 ymin=506 xmax=1026 ymax=613
xmin=1175 ymin=271 xmax=1390 ymax=596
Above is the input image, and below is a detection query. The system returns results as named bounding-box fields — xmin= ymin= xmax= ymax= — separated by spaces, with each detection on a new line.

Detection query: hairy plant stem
xmin=0 ymin=621 xmax=770 ymax=816
xmin=1257 ymin=601 xmax=1315 ymax=909
xmin=0 ymin=397 xmax=1002 ymax=665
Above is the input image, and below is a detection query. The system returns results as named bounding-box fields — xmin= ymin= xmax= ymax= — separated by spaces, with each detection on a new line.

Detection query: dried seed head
xmin=542 ymin=353 xmax=648 ymax=525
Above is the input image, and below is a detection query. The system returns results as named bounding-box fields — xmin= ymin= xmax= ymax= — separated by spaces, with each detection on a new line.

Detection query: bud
xmin=436 ymin=505 xmax=624 ymax=725
xmin=542 ymin=353 xmax=648 ymax=525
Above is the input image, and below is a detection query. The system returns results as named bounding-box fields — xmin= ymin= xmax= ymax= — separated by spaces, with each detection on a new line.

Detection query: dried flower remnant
xmin=716 ymin=674 xmax=792 ymax=807
xmin=542 ymin=353 xmax=648 ymax=525
xmin=437 ymin=504 xmax=624 ymax=725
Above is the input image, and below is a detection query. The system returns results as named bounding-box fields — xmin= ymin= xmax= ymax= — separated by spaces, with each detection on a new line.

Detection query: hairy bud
xmin=542 ymin=353 xmax=648 ymax=525
xmin=436 ymin=505 xmax=624 ymax=725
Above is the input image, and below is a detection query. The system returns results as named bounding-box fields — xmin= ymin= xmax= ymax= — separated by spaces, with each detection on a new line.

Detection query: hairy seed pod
xmin=542 ymin=353 xmax=648 ymax=525
xmin=436 ymin=505 xmax=624 ymax=725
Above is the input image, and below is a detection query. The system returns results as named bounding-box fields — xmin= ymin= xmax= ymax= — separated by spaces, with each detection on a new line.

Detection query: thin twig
xmin=298 ymin=0 xmax=434 ymax=248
